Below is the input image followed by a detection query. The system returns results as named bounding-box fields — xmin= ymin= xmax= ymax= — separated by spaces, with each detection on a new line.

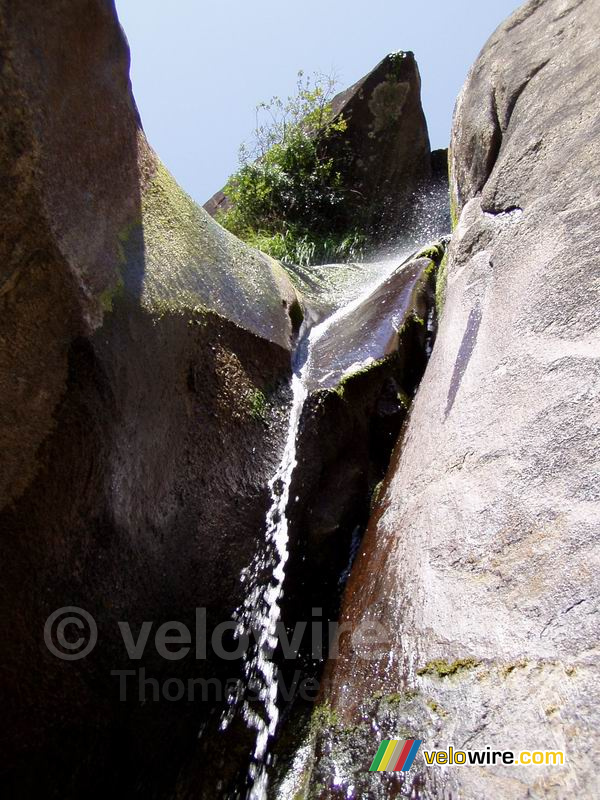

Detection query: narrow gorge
xmin=0 ymin=1 xmax=598 ymax=799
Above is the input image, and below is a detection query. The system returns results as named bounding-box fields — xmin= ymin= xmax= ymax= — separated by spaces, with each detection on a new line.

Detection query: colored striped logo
xmin=369 ymin=739 xmax=423 ymax=772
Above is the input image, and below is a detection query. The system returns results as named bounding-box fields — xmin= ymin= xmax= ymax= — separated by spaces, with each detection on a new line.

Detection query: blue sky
xmin=115 ymin=0 xmax=524 ymax=206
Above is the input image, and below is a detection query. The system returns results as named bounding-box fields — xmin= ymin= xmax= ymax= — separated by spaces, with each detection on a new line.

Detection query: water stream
xmin=227 ymin=248 xmax=420 ymax=799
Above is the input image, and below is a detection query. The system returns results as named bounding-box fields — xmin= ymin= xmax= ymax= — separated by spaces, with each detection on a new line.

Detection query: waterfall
xmin=227 ymin=247 xmax=420 ymax=800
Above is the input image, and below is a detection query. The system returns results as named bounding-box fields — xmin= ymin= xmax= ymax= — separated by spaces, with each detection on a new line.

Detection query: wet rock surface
xmin=269 ymin=252 xmax=442 ymax=794
xmin=281 ymin=260 xmax=387 ymax=323
xmin=4 ymin=0 xmax=597 ymax=797
xmin=287 ymin=254 xmax=436 ymax=600
xmin=0 ymin=1 xmax=449 ymax=796
xmin=305 ymin=257 xmax=434 ymax=392
xmin=302 ymin=0 xmax=600 ymax=797
xmin=164 ymin=249 xmax=445 ymax=800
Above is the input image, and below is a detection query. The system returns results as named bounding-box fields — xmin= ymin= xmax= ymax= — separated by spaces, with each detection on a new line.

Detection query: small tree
xmin=243 ymin=70 xmax=342 ymax=160
xmin=217 ymin=71 xmax=364 ymax=266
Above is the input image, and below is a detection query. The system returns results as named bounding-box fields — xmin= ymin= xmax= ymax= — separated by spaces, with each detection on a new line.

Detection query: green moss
xmin=99 ymin=218 xmax=144 ymax=315
xmin=417 ymin=657 xmax=481 ymax=678
xmin=333 ymin=355 xmax=390 ymax=399
xmin=423 ymin=259 xmax=437 ymax=279
xmin=99 ymin=275 xmax=125 ymax=314
xmin=416 ymin=242 xmax=445 ymax=264
xmin=311 ymin=701 xmax=340 ymax=731
xmin=382 ymin=689 xmax=420 ymax=705
xmin=139 ymin=162 xmax=285 ymax=323
xmin=370 ymin=688 xmax=420 ymax=707
xmin=308 ymin=700 xmax=367 ymax=738
xmin=147 ymin=297 xmax=209 ymax=322
xmin=435 ymin=249 xmax=449 ymax=318
xmin=247 ymin=388 xmax=268 ymax=422
xmin=450 ymin=193 xmax=459 ymax=231
xmin=397 ymin=389 xmax=411 ymax=411
xmin=139 ymin=163 xmax=216 ymax=315
xmin=370 ymin=480 xmax=384 ymax=512
xmin=396 ymin=310 xmax=425 ymax=337
xmin=427 ymin=698 xmax=449 ymax=717
xmin=448 ymin=146 xmax=460 ymax=231
xmin=500 ymin=659 xmax=529 ymax=678
xmin=369 ymin=79 xmax=410 ymax=134
xmin=383 ymin=692 xmax=404 ymax=705
xmin=116 ymin=219 xmax=142 ymax=263
xmin=144 ymin=163 xmax=197 ymax=239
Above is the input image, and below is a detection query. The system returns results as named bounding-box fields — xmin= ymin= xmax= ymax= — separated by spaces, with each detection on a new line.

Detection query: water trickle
xmin=235 ymin=368 xmax=307 ymax=800
xmin=229 ymin=249 xmax=420 ymax=799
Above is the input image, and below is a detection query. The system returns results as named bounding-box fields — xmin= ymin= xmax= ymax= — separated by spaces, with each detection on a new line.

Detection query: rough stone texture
xmin=204 ymin=52 xmax=433 ymax=242
xmin=327 ymin=52 xmax=432 ymax=239
xmin=267 ymin=254 xmax=440 ymax=797
xmin=300 ymin=0 xmax=600 ymax=797
xmin=0 ymin=1 xmax=299 ymax=797
xmin=0 ymin=0 xmax=298 ymax=515
xmin=285 ymin=255 xmax=436 ymax=610
xmin=162 ymin=250 xmax=443 ymax=800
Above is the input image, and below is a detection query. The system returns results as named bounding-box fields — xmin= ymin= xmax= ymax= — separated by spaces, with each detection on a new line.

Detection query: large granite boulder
xmin=325 ymin=52 xmax=433 ymax=239
xmin=297 ymin=0 xmax=600 ymax=797
xmin=0 ymin=1 xmax=300 ymax=796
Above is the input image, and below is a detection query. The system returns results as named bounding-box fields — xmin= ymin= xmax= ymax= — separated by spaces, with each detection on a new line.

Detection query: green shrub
xmin=218 ymin=71 xmax=362 ymax=266
xmin=240 ymin=228 xmax=366 ymax=267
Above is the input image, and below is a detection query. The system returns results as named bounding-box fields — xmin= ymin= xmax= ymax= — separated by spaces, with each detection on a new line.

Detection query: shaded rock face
xmin=262 ymin=256 xmax=441 ymax=795
xmin=159 ymin=252 xmax=444 ymax=800
xmin=0 ymin=0 xmax=142 ymax=510
xmin=285 ymin=257 xmax=436 ymax=615
xmin=0 ymin=1 xmax=299 ymax=797
xmin=326 ymin=52 xmax=432 ymax=240
xmin=300 ymin=0 xmax=600 ymax=797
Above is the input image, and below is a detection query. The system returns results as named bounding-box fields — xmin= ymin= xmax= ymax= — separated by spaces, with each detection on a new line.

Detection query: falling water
xmin=236 ymin=367 xmax=306 ymax=800
xmin=227 ymin=246 xmax=420 ymax=800
xmin=208 ymin=178 xmax=452 ymax=798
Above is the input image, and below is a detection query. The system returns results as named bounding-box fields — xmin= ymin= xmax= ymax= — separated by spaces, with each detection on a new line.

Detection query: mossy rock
xmin=415 ymin=241 xmax=445 ymax=263
xmin=117 ymin=160 xmax=297 ymax=348
xmin=435 ymin=249 xmax=449 ymax=317
xmin=417 ymin=657 xmax=481 ymax=678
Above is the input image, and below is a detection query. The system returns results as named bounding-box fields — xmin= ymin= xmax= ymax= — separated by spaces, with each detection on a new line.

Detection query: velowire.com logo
xmin=369 ymin=739 xmax=423 ymax=772
xmin=369 ymin=739 xmax=565 ymax=772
